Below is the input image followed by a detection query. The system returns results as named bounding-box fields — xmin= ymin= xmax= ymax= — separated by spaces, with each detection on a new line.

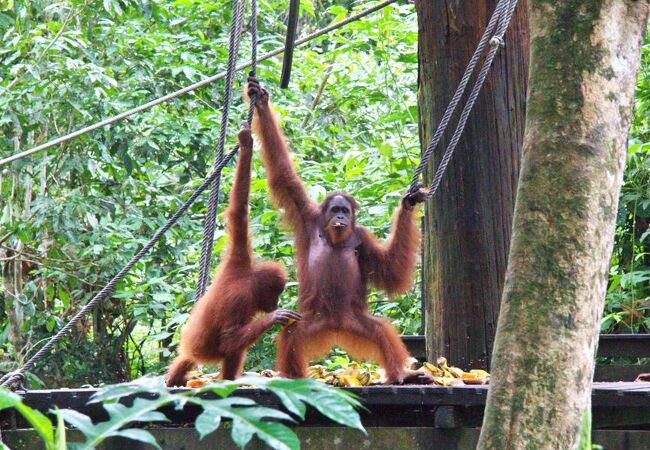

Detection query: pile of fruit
xmin=183 ymin=357 xmax=489 ymax=388
xmin=418 ymin=357 xmax=489 ymax=386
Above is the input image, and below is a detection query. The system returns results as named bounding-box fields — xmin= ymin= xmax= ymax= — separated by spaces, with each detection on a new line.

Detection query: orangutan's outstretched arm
xmin=359 ymin=189 xmax=428 ymax=295
xmin=223 ymin=125 xmax=254 ymax=267
xmin=247 ymin=78 xmax=319 ymax=233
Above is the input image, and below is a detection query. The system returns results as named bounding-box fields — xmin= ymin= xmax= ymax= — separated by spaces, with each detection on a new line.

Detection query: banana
xmin=448 ymin=366 xmax=464 ymax=378
xmin=358 ymin=372 xmax=371 ymax=385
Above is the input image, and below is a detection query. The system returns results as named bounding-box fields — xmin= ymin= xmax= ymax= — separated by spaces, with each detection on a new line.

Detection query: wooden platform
xmin=2 ymin=382 xmax=649 ymax=429
xmin=2 ymin=383 xmax=650 ymax=449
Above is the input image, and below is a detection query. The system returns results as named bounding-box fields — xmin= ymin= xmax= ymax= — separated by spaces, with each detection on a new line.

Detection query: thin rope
xmin=195 ymin=0 xmax=247 ymax=299
xmin=0 ymin=0 xmax=398 ymax=168
xmin=424 ymin=0 xmax=518 ymax=199
xmin=0 ymin=146 xmax=240 ymax=389
xmin=409 ymin=0 xmax=519 ymax=199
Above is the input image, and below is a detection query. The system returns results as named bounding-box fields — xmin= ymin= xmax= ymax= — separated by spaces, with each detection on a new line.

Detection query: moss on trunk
xmin=478 ymin=1 xmax=649 ymax=449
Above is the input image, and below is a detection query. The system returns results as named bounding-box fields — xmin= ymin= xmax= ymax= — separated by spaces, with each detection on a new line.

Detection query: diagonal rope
xmin=0 ymin=146 xmax=240 ymax=389
xmin=409 ymin=0 xmax=519 ymax=199
xmin=195 ymin=0 xmax=247 ymax=299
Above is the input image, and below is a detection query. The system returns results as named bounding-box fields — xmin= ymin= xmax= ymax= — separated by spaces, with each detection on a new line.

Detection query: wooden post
xmin=415 ymin=0 xmax=529 ymax=369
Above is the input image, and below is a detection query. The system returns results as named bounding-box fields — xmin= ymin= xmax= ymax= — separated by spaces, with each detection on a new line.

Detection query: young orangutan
xmin=166 ymin=123 xmax=301 ymax=387
xmin=247 ymin=78 xmax=430 ymax=384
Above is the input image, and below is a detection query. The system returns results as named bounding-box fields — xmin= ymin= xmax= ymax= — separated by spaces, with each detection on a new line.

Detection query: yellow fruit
xmin=345 ymin=362 xmax=361 ymax=378
xmin=461 ymin=372 xmax=478 ymax=379
xmin=448 ymin=367 xmax=464 ymax=378
xmin=421 ymin=362 xmax=444 ymax=377
xmin=440 ymin=377 xmax=454 ymax=386
xmin=186 ymin=379 xmax=206 ymax=388
xmin=342 ymin=376 xmax=362 ymax=387
xmin=357 ymin=372 xmax=371 ymax=385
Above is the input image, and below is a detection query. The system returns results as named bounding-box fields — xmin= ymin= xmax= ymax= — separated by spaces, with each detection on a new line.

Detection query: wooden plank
xmin=402 ymin=334 xmax=650 ymax=360
xmin=598 ymin=334 xmax=650 ymax=358
xmin=7 ymin=383 xmax=650 ymax=411
xmin=595 ymin=364 xmax=650 ymax=382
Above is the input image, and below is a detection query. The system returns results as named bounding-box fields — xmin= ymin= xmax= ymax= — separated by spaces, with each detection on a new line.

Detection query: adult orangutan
xmin=248 ymin=78 xmax=429 ymax=384
xmin=166 ymin=124 xmax=300 ymax=387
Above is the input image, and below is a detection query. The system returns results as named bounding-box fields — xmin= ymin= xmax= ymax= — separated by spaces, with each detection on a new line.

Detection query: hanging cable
xmin=195 ymin=0 xmax=248 ymax=299
xmin=409 ymin=0 xmax=519 ymax=200
xmin=280 ymin=0 xmax=300 ymax=88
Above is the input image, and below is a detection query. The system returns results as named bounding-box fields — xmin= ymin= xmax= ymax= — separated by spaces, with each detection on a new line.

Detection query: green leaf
xmin=264 ymin=379 xmax=365 ymax=433
xmin=195 ymin=411 xmax=221 ymax=439
xmin=187 ymin=395 xmax=296 ymax=448
xmin=235 ymin=420 xmax=298 ymax=450
xmin=63 ymin=393 xmax=172 ymax=449
xmin=53 ymin=408 xmax=67 ymax=450
xmin=88 ymin=377 xmax=167 ymax=403
xmin=308 ymin=393 xmax=365 ymax=433
xmin=59 ymin=409 xmax=95 ymax=437
xmin=0 ymin=388 xmax=21 ymax=410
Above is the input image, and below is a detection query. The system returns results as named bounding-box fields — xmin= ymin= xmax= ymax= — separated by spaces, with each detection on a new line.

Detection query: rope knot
xmin=1 ymin=370 xmax=26 ymax=390
xmin=489 ymin=36 xmax=505 ymax=48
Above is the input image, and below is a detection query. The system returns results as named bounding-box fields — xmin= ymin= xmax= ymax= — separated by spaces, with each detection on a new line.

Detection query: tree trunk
xmin=415 ymin=0 xmax=529 ymax=369
xmin=478 ymin=2 xmax=649 ymax=448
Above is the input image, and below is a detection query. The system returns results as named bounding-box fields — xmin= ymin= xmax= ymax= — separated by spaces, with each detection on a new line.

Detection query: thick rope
xmin=0 ymin=146 xmax=240 ymax=389
xmin=409 ymin=0 xmax=519 ymax=199
xmin=195 ymin=0 xmax=247 ymax=299
xmin=246 ymin=0 xmax=258 ymax=125
xmin=0 ymin=0 xmax=398 ymax=168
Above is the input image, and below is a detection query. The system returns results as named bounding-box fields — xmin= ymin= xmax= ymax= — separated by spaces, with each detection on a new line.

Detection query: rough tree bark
xmin=415 ymin=0 xmax=529 ymax=369
xmin=478 ymin=1 xmax=649 ymax=448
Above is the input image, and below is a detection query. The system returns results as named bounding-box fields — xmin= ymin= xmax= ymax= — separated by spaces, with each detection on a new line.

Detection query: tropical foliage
xmin=603 ymin=33 xmax=650 ymax=334
xmin=0 ymin=376 xmax=364 ymax=449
